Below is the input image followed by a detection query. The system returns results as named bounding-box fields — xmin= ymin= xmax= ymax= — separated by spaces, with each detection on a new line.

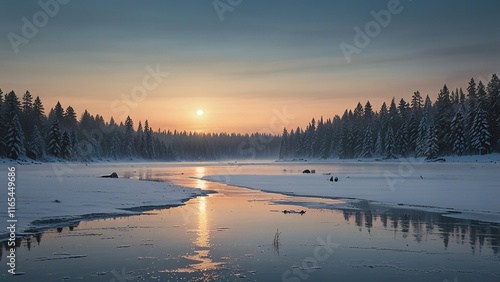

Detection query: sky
xmin=1 ymin=0 xmax=499 ymax=134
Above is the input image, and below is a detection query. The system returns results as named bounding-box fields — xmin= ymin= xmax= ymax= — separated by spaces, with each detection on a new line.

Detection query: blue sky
xmin=1 ymin=0 xmax=499 ymax=132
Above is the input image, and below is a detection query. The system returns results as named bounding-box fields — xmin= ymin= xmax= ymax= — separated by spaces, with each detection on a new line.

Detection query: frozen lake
xmin=2 ymin=162 xmax=499 ymax=281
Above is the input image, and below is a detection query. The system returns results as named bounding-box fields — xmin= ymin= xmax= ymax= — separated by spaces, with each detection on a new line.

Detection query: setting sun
xmin=197 ymin=109 xmax=204 ymax=116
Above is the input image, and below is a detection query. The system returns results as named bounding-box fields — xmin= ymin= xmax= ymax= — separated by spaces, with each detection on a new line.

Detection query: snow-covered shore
xmin=0 ymin=163 xmax=209 ymax=239
xmin=204 ymin=160 xmax=500 ymax=223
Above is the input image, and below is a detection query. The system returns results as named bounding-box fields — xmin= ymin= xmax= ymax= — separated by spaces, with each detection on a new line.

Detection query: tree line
xmin=279 ymin=75 xmax=500 ymax=160
xmin=0 ymin=89 xmax=280 ymax=161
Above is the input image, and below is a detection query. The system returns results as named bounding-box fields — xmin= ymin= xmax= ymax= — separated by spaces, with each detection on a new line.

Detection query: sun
xmin=196 ymin=109 xmax=204 ymax=116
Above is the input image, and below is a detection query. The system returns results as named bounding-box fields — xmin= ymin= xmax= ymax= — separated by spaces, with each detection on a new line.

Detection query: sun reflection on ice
xmin=163 ymin=195 xmax=222 ymax=278
xmin=194 ymin=166 xmax=207 ymax=190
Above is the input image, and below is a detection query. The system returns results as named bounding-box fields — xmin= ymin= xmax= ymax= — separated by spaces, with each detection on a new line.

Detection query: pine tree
xmin=28 ymin=125 xmax=45 ymax=160
xmin=434 ymin=85 xmax=452 ymax=154
xmin=385 ymin=127 xmax=396 ymax=159
xmin=449 ymin=108 xmax=466 ymax=156
xmin=307 ymin=118 xmax=318 ymax=157
xmin=166 ymin=144 xmax=175 ymax=160
xmin=374 ymin=130 xmax=383 ymax=157
xmin=22 ymin=90 xmax=33 ymax=116
xmin=32 ymin=96 xmax=45 ymax=128
xmin=6 ymin=114 xmax=26 ymax=160
xmin=396 ymin=122 xmax=409 ymax=157
xmin=487 ymin=74 xmax=500 ymax=151
xmin=147 ymin=127 xmax=154 ymax=158
xmin=110 ymin=133 xmax=121 ymax=159
xmin=398 ymin=98 xmax=410 ymax=122
xmin=4 ymin=91 xmax=21 ymax=121
xmin=459 ymin=88 xmax=466 ymax=105
xmin=361 ymin=126 xmax=373 ymax=158
xmin=364 ymin=101 xmax=374 ymax=124
xmin=470 ymin=103 xmax=491 ymax=155
xmin=466 ymin=78 xmax=477 ymax=137
xmin=347 ymin=126 xmax=356 ymax=158
xmin=49 ymin=101 xmax=64 ymax=123
xmin=144 ymin=120 xmax=153 ymax=158
xmin=295 ymin=127 xmax=305 ymax=157
xmin=47 ymin=120 xmax=62 ymax=157
xmin=415 ymin=115 xmax=428 ymax=157
xmin=388 ymin=98 xmax=400 ymax=130
xmin=423 ymin=95 xmax=433 ymax=116
xmin=20 ymin=90 xmax=34 ymax=136
xmin=60 ymin=131 xmax=72 ymax=159
xmin=477 ymin=81 xmax=487 ymax=105
xmin=123 ymin=116 xmax=134 ymax=157
xmin=319 ymin=137 xmax=330 ymax=159
xmin=70 ymin=130 xmax=78 ymax=158
xmin=64 ymin=106 xmax=78 ymax=130
xmin=411 ymin=91 xmax=423 ymax=114
xmin=279 ymin=128 xmax=288 ymax=159
xmin=425 ymin=124 xmax=439 ymax=160
xmin=408 ymin=113 xmax=418 ymax=153
xmin=338 ymin=125 xmax=349 ymax=159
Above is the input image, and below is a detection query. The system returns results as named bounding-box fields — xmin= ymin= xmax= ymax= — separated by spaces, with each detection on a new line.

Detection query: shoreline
xmin=206 ymin=178 xmax=500 ymax=224
xmin=203 ymin=161 xmax=500 ymax=224
xmin=0 ymin=163 xmax=212 ymax=241
xmin=4 ymin=193 xmax=213 ymax=243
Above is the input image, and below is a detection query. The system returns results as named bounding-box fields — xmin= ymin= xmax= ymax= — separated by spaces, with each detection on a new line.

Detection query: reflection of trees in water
xmin=2 ymin=215 xmax=134 ymax=255
xmin=1 ymin=231 xmax=43 ymax=257
xmin=355 ymin=211 xmax=363 ymax=232
xmin=1 ymin=238 xmax=22 ymax=261
xmin=34 ymin=233 xmax=42 ymax=245
xmin=342 ymin=205 xmax=500 ymax=256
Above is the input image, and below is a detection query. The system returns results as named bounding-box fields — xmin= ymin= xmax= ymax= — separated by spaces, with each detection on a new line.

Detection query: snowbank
xmin=204 ymin=162 xmax=500 ymax=223
xmin=0 ymin=163 xmax=208 ymax=239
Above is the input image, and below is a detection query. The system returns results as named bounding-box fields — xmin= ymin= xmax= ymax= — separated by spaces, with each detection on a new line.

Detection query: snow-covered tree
xmin=47 ymin=120 xmax=62 ymax=157
xmin=279 ymin=128 xmax=288 ymax=159
xmin=411 ymin=91 xmax=423 ymax=113
xmin=63 ymin=106 xmax=78 ymax=130
xmin=110 ymin=133 xmax=121 ymax=159
xmin=407 ymin=113 xmax=418 ymax=153
xmin=144 ymin=120 xmax=153 ymax=158
xmin=32 ymin=96 xmax=45 ymax=127
xmin=396 ymin=122 xmax=409 ymax=157
xmin=28 ymin=125 xmax=45 ymax=160
xmin=360 ymin=126 xmax=373 ymax=158
xmin=425 ymin=124 xmax=439 ymax=160
xmin=466 ymin=78 xmax=477 ymax=135
xmin=4 ymin=91 xmax=21 ymax=121
xmin=415 ymin=115 xmax=428 ymax=157
xmin=6 ymin=114 xmax=25 ymax=160
xmin=49 ymin=101 xmax=64 ymax=124
xmin=449 ymin=108 xmax=466 ymax=156
xmin=385 ymin=127 xmax=396 ymax=159
xmin=374 ymin=131 xmax=383 ymax=157
xmin=338 ymin=126 xmax=349 ymax=159
xmin=123 ymin=116 xmax=134 ymax=157
xmin=487 ymin=74 xmax=500 ymax=151
xmin=364 ymin=101 xmax=374 ymax=124
xmin=60 ymin=131 xmax=72 ymax=159
xmin=470 ymin=103 xmax=491 ymax=155
xmin=434 ymin=85 xmax=452 ymax=154
xmin=147 ymin=127 xmax=154 ymax=158
xmin=21 ymin=90 xmax=33 ymax=116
